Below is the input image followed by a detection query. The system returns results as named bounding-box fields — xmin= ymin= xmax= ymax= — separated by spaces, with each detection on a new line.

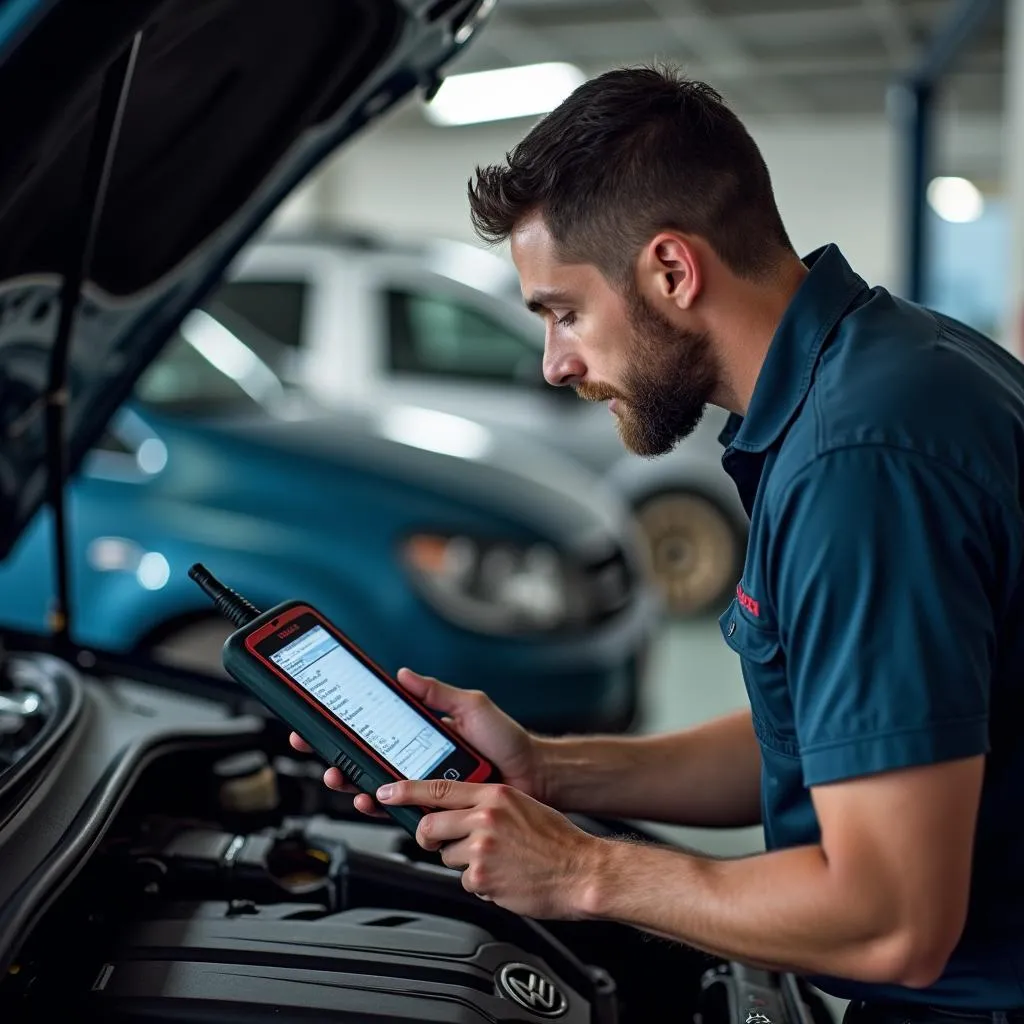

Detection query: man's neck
xmin=711 ymin=255 xmax=809 ymax=416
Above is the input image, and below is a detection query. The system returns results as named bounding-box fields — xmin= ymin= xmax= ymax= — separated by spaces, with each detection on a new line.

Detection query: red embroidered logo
xmin=737 ymin=583 xmax=760 ymax=617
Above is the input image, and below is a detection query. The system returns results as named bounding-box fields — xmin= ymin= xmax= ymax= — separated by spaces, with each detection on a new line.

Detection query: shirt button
xmin=727 ymin=620 xmax=736 ymax=637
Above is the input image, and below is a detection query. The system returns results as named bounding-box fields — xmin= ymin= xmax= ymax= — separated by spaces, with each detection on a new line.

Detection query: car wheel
xmin=144 ymin=617 xmax=233 ymax=676
xmin=634 ymin=490 xmax=742 ymax=619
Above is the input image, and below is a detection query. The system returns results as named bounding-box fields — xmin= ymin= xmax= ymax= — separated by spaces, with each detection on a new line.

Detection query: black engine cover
xmin=88 ymin=903 xmax=592 ymax=1022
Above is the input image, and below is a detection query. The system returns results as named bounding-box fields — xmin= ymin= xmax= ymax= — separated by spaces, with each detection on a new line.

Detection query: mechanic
xmin=293 ymin=65 xmax=1024 ymax=1022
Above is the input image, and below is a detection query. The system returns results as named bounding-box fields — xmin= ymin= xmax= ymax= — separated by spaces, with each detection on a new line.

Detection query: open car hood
xmin=0 ymin=0 xmax=494 ymax=558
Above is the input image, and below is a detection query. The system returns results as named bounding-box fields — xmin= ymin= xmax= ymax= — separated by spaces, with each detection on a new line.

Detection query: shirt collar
xmin=717 ymin=244 xmax=868 ymax=453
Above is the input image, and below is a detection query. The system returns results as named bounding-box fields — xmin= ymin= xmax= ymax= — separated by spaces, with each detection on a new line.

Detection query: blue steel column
xmin=1003 ymin=0 xmax=1024 ymax=354
xmin=899 ymin=80 xmax=933 ymax=303
xmin=896 ymin=0 xmax=1003 ymax=304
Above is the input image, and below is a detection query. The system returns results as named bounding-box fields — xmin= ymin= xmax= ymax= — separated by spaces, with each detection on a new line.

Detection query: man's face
xmin=511 ymin=216 xmax=719 ymax=457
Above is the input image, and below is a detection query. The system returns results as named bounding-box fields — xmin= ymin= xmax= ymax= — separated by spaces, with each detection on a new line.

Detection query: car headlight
xmin=401 ymin=533 xmax=590 ymax=635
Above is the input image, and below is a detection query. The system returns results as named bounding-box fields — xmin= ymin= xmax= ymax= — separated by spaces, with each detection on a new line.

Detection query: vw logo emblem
xmin=496 ymin=962 xmax=568 ymax=1018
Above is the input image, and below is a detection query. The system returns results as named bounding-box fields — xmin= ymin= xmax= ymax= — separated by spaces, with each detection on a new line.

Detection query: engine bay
xmin=0 ymin=654 xmax=717 ymax=1023
xmin=2 ymin=743 xmax=605 ymax=1021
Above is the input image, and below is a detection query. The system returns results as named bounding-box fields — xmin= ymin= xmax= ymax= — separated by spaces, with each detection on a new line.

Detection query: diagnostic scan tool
xmin=189 ymin=564 xmax=497 ymax=836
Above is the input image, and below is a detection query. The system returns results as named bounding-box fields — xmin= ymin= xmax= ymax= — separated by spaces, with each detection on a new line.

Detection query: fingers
xmin=290 ymin=733 xmax=393 ymax=821
xmin=396 ymin=668 xmax=469 ymax=715
xmin=416 ymin=809 xmax=473 ymax=851
xmin=437 ymin=836 xmax=472 ymax=870
xmin=323 ymin=766 xmax=349 ymax=791
xmin=322 ymin=768 xmax=389 ymax=818
xmin=377 ymin=777 xmax=485 ymax=810
xmin=291 ymin=732 xmax=396 ymax=820
xmin=352 ymin=793 xmax=390 ymax=818
xmin=437 ymin=841 xmax=493 ymax=900
xmin=289 ymin=732 xmax=313 ymax=753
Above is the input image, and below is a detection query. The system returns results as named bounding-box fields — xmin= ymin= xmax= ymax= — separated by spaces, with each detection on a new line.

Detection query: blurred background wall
xmin=278 ymin=108 xmax=1004 ymax=298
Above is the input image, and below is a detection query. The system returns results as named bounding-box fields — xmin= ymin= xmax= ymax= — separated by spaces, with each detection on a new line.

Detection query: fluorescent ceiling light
xmin=927 ymin=176 xmax=984 ymax=224
xmin=424 ymin=62 xmax=586 ymax=127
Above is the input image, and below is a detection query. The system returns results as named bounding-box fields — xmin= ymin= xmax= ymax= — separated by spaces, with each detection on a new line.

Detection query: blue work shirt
xmin=718 ymin=244 xmax=1024 ymax=1008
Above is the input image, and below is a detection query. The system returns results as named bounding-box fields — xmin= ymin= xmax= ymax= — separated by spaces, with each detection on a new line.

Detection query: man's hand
xmin=377 ymin=777 xmax=602 ymax=919
xmin=288 ymin=668 xmax=547 ymax=818
xmin=293 ymin=670 xmax=765 ymax=828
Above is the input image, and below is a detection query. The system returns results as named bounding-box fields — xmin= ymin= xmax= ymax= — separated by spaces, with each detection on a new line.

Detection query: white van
xmin=218 ymin=229 xmax=749 ymax=618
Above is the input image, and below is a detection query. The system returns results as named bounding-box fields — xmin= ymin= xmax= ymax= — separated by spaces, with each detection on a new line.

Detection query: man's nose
xmin=543 ymin=344 xmax=586 ymax=388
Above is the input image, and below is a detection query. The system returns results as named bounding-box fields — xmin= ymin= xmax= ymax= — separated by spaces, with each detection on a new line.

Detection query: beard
xmin=575 ymin=285 xmax=718 ymax=457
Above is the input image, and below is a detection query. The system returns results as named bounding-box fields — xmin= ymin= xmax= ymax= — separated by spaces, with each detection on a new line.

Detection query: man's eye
xmin=555 ymin=312 xmax=576 ymax=328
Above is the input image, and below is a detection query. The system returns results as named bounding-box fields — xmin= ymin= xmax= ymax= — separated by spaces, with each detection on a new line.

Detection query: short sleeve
xmin=771 ymin=446 xmax=1002 ymax=787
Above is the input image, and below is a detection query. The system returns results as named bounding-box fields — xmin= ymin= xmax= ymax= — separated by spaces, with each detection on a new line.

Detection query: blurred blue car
xmin=0 ymin=302 xmax=655 ymax=733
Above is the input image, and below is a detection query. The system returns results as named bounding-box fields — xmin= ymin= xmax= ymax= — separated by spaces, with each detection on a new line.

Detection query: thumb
xmin=396 ymin=668 xmax=467 ymax=714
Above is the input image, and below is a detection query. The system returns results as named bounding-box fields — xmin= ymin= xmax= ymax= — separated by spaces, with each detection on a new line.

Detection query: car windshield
xmin=134 ymin=304 xmax=288 ymax=417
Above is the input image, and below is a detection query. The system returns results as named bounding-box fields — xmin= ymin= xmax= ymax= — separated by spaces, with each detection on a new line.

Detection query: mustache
xmin=574 ymin=382 xmax=624 ymax=402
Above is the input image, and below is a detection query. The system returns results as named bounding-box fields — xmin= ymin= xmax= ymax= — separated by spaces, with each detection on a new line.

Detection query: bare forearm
xmin=578 ymin=840 xmax=931 ymax=986
xmin=536 ymin=709 xmax=762 ymax=827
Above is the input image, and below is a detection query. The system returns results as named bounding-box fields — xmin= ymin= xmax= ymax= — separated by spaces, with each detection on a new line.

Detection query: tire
xmin=538 ymin=683 xmax=639 ymax=737
xmin=634 ymin=490 xmax=743 ymax=619
xmin=143 ymin=617 xmax=234 ymax=676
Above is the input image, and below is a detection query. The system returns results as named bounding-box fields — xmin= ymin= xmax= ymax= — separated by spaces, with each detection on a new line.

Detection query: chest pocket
xmin=718 ymin=598 xmax=799 ymax=756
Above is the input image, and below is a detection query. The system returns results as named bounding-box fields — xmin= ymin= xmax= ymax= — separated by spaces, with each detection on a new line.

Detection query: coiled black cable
xmin=188 ymin=563 xmax=262 ymax=628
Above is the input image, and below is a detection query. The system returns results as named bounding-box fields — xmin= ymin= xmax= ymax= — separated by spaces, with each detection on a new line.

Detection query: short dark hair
xmin=468 ymin=65 xmax=793 ymax=285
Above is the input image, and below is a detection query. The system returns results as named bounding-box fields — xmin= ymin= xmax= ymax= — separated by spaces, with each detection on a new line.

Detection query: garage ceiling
xmin=447 ymin=0 xmax=1005 ymax=118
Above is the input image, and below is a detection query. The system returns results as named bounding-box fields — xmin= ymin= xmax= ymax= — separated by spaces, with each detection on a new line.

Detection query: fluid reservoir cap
xmin=226 ymin=899 xmax=259 ymax=917
xmin=214 ymin=750 xmax=279 ymax=813
xmin=213 ymin=750 xmax=270 ymax=780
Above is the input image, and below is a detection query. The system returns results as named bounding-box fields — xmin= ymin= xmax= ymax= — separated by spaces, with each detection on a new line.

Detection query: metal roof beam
xmin=642 ymin=0 xmax=816 ymax=113
xmin=908 ymin=0 xmax=1003 ymax=86
xmin=861 ymin=0 xmax=920 ymax=66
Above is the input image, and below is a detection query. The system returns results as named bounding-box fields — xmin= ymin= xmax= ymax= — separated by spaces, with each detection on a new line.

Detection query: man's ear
xmin=638 ymin=233 xmax=702 ymax=310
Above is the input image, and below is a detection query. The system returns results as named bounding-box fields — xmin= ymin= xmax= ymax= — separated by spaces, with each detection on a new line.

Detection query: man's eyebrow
xmin=525 ymin=288 xmax=573 ymax=314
